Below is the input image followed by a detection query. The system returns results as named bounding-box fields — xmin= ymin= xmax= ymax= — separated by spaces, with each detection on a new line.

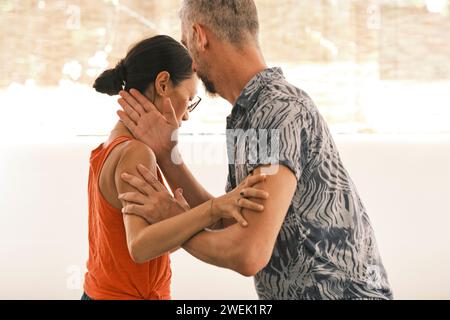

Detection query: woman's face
xmin=167 ymin=75 xmax=199 ymax=126
xmin=149 ymin=73 xmax=199 ymax=127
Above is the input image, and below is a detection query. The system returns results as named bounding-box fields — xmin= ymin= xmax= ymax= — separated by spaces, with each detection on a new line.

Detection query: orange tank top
xmin=84 ymin=136 xmax=171 ymax=300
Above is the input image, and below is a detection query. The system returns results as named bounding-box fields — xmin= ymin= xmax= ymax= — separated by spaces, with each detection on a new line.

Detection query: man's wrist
xmin=157 ymin=145 xmax=182 ymax=167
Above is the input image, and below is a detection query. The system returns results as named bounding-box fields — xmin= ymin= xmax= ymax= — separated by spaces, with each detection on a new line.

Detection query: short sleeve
xmin=245 ymin=118 xmax=302 ymax=181
xmin=225 ymin=173 xmax=233 ymax=193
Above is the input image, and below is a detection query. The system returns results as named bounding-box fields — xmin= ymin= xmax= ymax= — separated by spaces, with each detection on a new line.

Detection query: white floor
xmin=0 ymin=134 xmax=449 ymax=299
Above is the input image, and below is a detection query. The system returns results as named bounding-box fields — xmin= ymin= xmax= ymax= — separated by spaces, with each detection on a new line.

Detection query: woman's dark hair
xmin=93 ymin=35 xmax=193 ymax=96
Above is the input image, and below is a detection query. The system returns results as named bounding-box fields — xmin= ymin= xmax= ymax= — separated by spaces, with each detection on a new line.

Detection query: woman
xmin=82 ymin=35 xmax=268 ymax=300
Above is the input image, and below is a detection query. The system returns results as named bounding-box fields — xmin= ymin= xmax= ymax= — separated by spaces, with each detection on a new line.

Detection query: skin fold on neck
xmin=211 ymin=42 xmax=267 ymax=106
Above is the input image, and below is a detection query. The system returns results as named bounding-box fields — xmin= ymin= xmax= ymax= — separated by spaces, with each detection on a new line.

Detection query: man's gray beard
xmin=199 ymin=74 xmax=218 ymax=97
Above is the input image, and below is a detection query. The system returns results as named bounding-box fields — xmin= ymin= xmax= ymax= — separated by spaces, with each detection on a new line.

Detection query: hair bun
xmin=114 ymin=60 xmax=127 ymax=83
xmin=93 ymin=60 xmax=126 ymax=96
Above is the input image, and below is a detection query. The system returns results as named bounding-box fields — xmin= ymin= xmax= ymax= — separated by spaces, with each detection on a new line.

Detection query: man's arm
xmin=117 ymin=89 xmax=213 ymax=207
xmin=182 ymin=164 xmax=297 ymax=276
xmin=157 ymin=149 xmax=213 ymax=208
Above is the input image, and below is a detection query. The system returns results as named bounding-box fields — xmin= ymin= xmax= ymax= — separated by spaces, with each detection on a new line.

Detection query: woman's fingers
xmin=244 ymin=173 xmax=267 ymax=187
xmin=137 ymin=164 xmax=165 ymax=192
xmin=118 ymin=192 xmax=147 ymax=205
xmin=236 ymin=198 xmax=265 ymax=212
xmin=231 ymin=209 xmax=248 ymax=227
xmin=121 ymin=172 xmax=154 ymax=195
xmin=240 ymin=188 xmax=269 ymax=200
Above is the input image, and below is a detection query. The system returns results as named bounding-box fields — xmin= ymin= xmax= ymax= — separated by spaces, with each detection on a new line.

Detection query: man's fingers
xmin=245 ymin=174 xmax=267 ymax=187
xmin=122 ymin=204 xmax=147 ymax=217
xmin=121 ymin=172 xmax=154 ymax=195
xmin=118 ymin=91 xmax=144 ymax=118
xmin=129 ymin=89 xmax=160 ymax=114
xmin=240 ymin=188 xmax=269 ymax=200
xmin=236 ymin=198 xmax=264 ymax=212
xmin=118 ymin=90 xmax=147 ymax=116
xmin=136 ymin=164 xmax=165 ymax=192
xmin=174 ymin=188 xmax=190 ymax=210
xmin=118 ymin=192 xmax=147 ymax=205
xmin=117 ymin=110 xmax=138 ymax=133
xmin=161 ymin=98 xmax=178 ymax=126
xmin=118 ymin=90 xmax=146 ymax=116
xmin=118 ymin=98 xmax=140 ymax=124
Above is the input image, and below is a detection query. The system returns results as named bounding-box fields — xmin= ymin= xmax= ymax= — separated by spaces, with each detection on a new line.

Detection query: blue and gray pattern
xmin=225 ymin=67 xmax=393 ymax=300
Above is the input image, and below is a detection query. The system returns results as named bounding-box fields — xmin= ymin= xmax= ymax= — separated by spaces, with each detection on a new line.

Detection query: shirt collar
xmin=234 ymin=67 xmax=285 ymax=110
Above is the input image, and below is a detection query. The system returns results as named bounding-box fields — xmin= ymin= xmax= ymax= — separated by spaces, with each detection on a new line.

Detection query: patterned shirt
xmin=225 ymin=67 xmax=393 ymax=300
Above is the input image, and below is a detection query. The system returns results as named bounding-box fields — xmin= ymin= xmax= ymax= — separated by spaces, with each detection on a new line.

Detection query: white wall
xmin=0 ymin=134 xmax=449 ymax=299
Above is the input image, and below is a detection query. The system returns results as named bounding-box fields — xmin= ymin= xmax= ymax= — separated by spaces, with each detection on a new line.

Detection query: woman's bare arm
xmin=117 ymin=90 xmax=213 ymax=208
xmin=114 ymin=140 xmax=215 ymax=263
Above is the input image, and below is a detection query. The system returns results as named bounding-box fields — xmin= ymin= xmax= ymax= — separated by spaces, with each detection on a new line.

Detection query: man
xmin=117 ymin=0 xmax=393 ymax=300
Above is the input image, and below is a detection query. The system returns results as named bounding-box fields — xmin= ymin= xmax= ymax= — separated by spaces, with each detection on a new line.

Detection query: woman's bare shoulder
xmin=99 ymin=139 xmax=157 ymax=209
xmin=118 ymin=139 xmax=157 ymax=169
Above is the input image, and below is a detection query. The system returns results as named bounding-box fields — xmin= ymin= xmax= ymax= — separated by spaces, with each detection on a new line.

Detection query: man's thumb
xmin=174 ymin=188 xmax=189 ymax=209
xmin=162 ymin=97 xmax=178 ymax=125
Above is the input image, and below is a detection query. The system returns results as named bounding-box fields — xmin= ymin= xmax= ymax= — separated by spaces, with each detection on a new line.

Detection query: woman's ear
xmin=155 ymin=71 xmax=171 ymax=97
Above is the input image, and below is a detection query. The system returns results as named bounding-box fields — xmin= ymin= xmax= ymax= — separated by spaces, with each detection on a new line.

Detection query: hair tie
xmin=114 ymin=60 xmax=127 ymax=85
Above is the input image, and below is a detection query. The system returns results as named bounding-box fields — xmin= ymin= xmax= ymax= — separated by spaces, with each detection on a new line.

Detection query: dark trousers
xmin=81 ymin=292 xmax=93 ymax=300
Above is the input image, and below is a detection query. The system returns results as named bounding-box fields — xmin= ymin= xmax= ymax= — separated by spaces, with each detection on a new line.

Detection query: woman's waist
xmin=85 ymin=253 xmax=172 ymax=299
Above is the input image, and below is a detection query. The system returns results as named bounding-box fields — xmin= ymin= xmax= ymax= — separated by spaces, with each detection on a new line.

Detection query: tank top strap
xmin=97 ymin=136 xmax=133 ymax=171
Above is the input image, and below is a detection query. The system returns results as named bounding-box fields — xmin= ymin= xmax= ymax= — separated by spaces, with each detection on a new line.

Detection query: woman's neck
xmin=107 ymin=121 xmax=134 ymax=144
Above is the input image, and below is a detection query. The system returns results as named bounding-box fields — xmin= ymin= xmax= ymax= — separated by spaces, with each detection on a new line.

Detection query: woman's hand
xmin=119 ymin=165 xmax=269 ymax=228
xmin=119 ymin=164 xmax=190 ymax=224
xmin=117 ymin=89 xmax=179 ymax=161
xmin=209 ymin=174 xmax=269 ymax=227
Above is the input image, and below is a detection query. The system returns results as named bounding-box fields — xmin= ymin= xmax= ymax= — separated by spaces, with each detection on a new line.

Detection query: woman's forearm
xmin=157 ymin=147 xmax=213 ymax=207
xmin=131 ymin=199 xmax=214 ymax=263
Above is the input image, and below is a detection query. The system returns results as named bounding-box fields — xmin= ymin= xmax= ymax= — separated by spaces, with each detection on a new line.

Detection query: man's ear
xmin=154 ymin=71 xmax=171 ymax=97
xmin=192 ymin=23 xmax=208 ymax=52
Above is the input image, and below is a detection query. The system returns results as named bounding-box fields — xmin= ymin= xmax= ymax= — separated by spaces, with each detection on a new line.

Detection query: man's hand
xmin=117 ymin=89 xmax=179 ymax=160
xmin=119 ymin=164 xmax=190 ymax=224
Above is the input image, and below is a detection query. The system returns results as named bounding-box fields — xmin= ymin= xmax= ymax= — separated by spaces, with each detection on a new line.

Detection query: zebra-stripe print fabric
xmin=225 ymin=67 xmax=393 ymax=300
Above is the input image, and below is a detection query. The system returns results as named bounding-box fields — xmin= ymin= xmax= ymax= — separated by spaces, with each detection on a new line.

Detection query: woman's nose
xmin=183 ymin=112 xmax=189 ymax=121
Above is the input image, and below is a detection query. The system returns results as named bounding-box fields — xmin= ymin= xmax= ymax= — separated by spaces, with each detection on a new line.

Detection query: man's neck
xmin=215 ymin=45 xmax=267 ymax=106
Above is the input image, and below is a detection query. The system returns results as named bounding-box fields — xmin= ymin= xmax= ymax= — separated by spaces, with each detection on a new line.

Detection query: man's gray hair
xmin=180 ymin=0 xmax=260 ymax=45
